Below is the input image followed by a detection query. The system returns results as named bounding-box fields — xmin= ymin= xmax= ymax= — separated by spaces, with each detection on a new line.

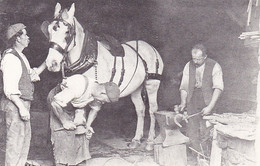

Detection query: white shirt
xmin=180 ymin=61 xmax=224 ymax=92
xmin=1 ymin=49 xmax=40 ymax=99
xmin=54 ymin=74 xmax=96 ymax=108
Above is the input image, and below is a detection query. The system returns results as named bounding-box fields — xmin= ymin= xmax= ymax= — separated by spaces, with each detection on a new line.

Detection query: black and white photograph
xmin=0 ymin=0 xmax=259 ymax=166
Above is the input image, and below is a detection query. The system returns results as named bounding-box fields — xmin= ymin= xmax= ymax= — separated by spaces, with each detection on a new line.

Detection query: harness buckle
xmin=93 ymin=60 xmax=98 ymax=66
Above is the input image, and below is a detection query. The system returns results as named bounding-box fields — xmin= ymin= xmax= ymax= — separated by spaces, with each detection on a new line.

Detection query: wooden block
xmin=154 ymin=144 xmax=187 ymax=166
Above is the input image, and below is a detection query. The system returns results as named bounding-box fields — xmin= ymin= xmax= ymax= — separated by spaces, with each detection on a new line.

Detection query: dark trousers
xmin=186 ymin=88 xmax=212 ymax=156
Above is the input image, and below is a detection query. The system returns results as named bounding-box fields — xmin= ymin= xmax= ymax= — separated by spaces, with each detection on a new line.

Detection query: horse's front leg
xmin=74 ymin=108 xmax=87 ymax=135
xmin=129 ymin=86 xmax=145 ymax=149
xmin=51 ymin=101 xmax=77 ymax=130
xmin=74 ymin=108 xmax=86 ymax=125
xmin=145 ymin=79 xmax=161 ymax=151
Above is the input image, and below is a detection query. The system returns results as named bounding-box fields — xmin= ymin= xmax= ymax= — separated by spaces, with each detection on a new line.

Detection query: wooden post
xmin=209 ymin=127 xmax=222 ymax=166
xmin=255 ymin=15 xmax=260 ymax=166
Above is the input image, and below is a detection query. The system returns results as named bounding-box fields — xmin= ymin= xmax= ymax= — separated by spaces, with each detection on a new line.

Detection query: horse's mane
xmin=64 ymin=16 xmax=124 ymax=77
xmin=73 ymin=15 xmax=122 ymax=48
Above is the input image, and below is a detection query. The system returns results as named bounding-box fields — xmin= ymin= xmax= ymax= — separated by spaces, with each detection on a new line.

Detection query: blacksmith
xmin=176 ymin=43 xmax=224 ymax=156
xmin=48 ymin=74 xmax=120 ymax=166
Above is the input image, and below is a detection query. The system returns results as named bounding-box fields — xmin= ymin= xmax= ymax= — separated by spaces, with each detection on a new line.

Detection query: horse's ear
xmin=67 ymin=3 xmax=75 ymax=18
xmin=54 ymin=3 xmax=62 ymax=18
xmin=41 ymin=21 xmax=50 ymax=40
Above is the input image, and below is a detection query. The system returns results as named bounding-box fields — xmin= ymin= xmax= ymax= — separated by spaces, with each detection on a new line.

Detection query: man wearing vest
xmin=177 ymin=44 xmax=224 ymax=157
xmin=0 ymin=23 xmax=46 ymax=166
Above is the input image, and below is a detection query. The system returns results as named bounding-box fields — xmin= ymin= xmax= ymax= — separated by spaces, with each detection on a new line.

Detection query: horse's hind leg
xmin=145 ymin=79 xmax=161 ymax=151
xmin=128 ymin=86 xmax=145 ymax=149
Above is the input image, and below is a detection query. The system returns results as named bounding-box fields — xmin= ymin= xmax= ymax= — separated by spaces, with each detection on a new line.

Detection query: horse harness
xmin=48 ymin=12 xmax=162 ymax=90
xmin=124 ymin=41 xmax=163 ymax=80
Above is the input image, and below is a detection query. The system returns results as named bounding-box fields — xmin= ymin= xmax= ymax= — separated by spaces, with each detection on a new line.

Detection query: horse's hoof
xmin=128 ymin=139 xmax=140 ymax=149
xmin=145 ymin=142 xmax=154 ymax=151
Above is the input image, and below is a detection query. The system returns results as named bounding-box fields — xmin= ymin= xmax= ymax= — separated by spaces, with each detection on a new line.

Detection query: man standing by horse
xmin=0 ymin=23 xmax=46 ymax=166
xmin=176 ymin=43 xmax=224 ymax=157
xmin=48 ymin=74 xmax=120 ymax=166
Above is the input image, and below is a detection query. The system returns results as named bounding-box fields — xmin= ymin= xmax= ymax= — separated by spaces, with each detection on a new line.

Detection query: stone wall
xmin=218 ymin=135 xmax=256 ymax=166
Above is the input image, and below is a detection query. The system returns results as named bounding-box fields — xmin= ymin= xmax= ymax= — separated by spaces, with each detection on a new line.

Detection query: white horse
xmin=45 ymin=3 xmax=164 ymax=150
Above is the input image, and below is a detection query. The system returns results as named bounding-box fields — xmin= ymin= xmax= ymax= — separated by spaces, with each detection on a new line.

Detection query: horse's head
xmin=45 ymin=3 xmax=76 ymax=72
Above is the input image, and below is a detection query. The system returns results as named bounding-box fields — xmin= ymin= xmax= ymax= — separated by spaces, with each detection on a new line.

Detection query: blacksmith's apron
xmin=186 ymin=88 xmax=212 ymax=155
xmin=49 ymin=86 xmax=91 ymax=165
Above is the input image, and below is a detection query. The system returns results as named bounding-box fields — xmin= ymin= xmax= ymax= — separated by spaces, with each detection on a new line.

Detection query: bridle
xmin=48 ymin=11 xmax=77 ymax=78
xmin=49 ymin=12 xmax=76 ymax=61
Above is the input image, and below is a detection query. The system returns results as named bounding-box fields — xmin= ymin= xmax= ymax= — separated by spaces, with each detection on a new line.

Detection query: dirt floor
xmin=0 ymin=129 xmax=199 ymax=166
xmin=0 ymin=96 xmax=256 ymax=166
xmin=0 ymin=108 xmax=204 ymax=166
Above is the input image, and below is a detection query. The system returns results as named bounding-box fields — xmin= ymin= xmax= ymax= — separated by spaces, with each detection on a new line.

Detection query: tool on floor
xmin=188 ymin=147 xmax=210 ymax=159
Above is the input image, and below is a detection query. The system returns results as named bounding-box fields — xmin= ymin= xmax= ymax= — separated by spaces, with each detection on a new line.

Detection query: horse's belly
xmin=117 ymin=60 xmax=146 ymax=97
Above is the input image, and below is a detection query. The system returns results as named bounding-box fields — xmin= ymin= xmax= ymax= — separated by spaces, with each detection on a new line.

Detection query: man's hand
xmin=10 ymin=95 xmax=30 ymax=121
xmin=62 ymin=121 xmax=76 ymax=130
xmin=19 ymin=107 xmax=30 ymax=121
xmin=30 ymin=68 xmax=40 ymax=82
xmin=174 ymin=104 xmax=186 ymax=113
xmin=86 ymin=126 xmax=95 ymax=140
xmin=201 ymin=106 xmax=213 ymax=116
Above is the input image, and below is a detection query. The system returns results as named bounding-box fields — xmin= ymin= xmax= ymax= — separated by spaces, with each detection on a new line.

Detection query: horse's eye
xmin=63 ymin=22 xmax=68 ymax=26
xmin=53 ymin=26 xmax=57 ymax=31
xmin=53 ymin=23 xmax=60 ymax=31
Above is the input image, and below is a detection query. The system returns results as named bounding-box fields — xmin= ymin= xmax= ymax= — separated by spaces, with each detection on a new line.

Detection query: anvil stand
xmin=154 ymin=111 xmax=189 ymax=166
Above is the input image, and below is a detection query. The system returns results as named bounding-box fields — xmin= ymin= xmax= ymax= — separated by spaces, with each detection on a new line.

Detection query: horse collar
xmin=62 ymin=32 xmax=98 ymax=77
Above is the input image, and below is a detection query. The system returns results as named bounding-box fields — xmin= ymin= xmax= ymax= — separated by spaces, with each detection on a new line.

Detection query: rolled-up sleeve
xmin=212 ymin=63 xmax=224 ymax=91
xmin=179 ymin=62 xmax=190 ymax=92
xmin=53 ymin=88 xmax=76 ymax=107
xmin=1 ymin=54 xmax=22 ymax=99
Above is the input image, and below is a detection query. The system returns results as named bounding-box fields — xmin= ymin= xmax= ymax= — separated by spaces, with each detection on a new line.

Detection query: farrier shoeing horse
xmin=44 ymin=3 xmax=163 ymax=151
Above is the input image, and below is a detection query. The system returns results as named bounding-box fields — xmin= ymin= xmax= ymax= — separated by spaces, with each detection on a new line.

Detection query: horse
xmin=44 ymin=2 xmax=164 ymax=151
